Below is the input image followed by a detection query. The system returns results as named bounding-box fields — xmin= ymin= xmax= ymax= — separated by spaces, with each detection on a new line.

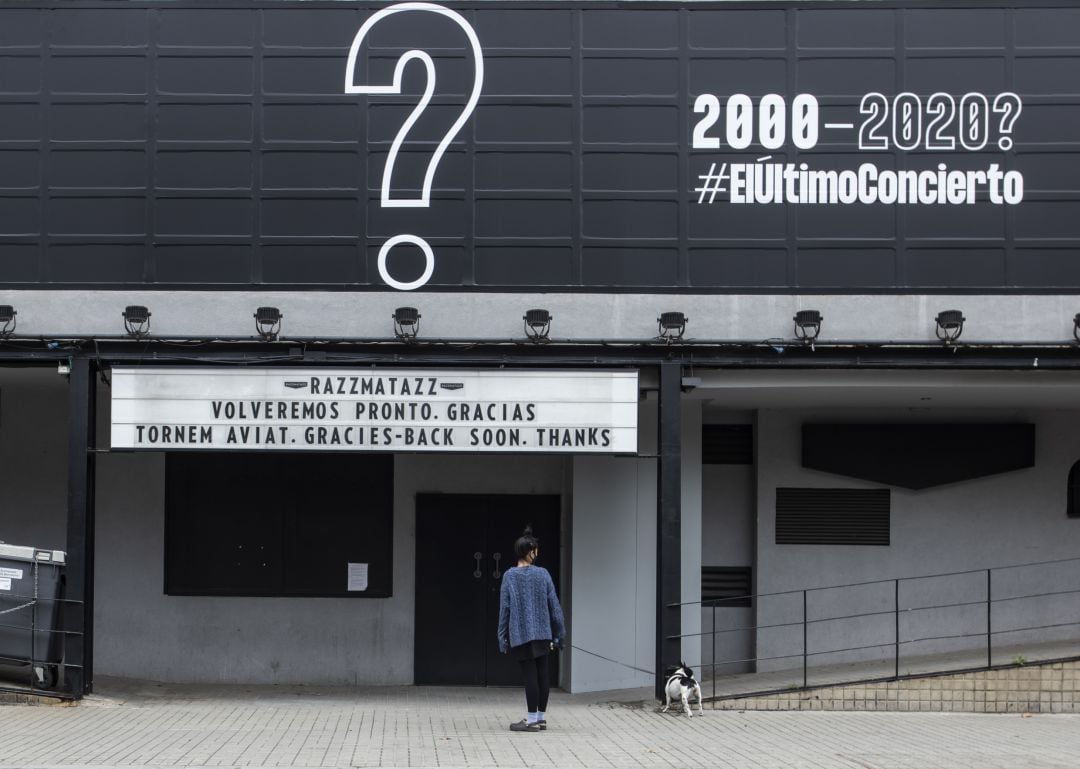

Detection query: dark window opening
xmin=703 ymin=424 xmax=753 ymax=464
xmin=165 ymin=453 xmax=393 ymax=597
xmin=1069 ymin=461 xmax=1080 ymax=519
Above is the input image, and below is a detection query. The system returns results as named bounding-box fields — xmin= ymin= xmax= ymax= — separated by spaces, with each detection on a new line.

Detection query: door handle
xmin=492 ymin=552 xmax=502 ymax=579
xmin=473 ymin=552 xmax=482 ymax=579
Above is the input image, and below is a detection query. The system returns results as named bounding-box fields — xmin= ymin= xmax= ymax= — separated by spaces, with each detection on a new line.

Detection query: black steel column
xmin=65 ymin=358 xmax=96 ymax=696
xmin=655 ymin=361 xmax=681 ymax=699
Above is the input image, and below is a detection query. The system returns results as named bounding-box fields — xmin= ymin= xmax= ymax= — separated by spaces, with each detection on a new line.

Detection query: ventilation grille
xmin=775 ymin=488 xmax=890 ymax=546
xmin=703 ymin=424 xmax=753 ymax=464
xmin=702 ymin=566 xmax=753 ymax=608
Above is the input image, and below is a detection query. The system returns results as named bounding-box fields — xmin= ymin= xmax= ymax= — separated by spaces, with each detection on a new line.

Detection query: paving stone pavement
xmin=1 ymin=677 xmax=1079 ymax=769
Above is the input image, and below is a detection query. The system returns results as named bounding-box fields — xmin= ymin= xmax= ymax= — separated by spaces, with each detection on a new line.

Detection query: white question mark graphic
xmin=345 ymin=2 xmax=484 ymax=291
xmin=993 ymin=92 xmax=1022 ymax=152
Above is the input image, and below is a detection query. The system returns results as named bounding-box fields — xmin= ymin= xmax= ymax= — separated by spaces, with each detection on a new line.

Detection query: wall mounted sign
xmin=110 ymin=367 xmax=639 ymax=453
xmin=0 ymin=1 xmax=1077 ymax=292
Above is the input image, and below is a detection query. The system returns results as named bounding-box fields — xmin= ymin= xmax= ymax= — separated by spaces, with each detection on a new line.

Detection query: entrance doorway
xmin=415 ymin=494 xmax=561 ymax=687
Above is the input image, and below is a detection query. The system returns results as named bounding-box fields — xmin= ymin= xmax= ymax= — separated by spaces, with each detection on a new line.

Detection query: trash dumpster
xmin=0 ymin=542 xmax=66 ymax=688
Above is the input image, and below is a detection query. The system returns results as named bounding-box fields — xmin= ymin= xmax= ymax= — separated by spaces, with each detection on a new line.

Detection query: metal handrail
xmin=668 ymin=554 xmax=1080 ymax=609
xmin=678 ymin=555 xmax=1080 ymax=700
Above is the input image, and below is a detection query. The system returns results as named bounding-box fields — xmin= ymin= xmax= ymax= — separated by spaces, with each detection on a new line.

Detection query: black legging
xmin=518 ymin=652 xmax=550 ymax=713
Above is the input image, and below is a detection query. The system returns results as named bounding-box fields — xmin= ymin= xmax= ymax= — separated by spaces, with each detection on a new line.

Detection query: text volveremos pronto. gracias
xmin=209 ymin=399 xmax=538 ymax=423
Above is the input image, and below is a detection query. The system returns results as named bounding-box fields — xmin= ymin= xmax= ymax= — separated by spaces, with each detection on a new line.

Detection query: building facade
xmin=1 ymin=0 xmax=1079 ymax=698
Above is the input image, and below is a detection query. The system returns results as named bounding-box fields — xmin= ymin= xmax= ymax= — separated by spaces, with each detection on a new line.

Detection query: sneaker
xmin=509 ymin=719 xmax=539 ymax=732
xmin=537 ymin=720 xmax=547 ymax=731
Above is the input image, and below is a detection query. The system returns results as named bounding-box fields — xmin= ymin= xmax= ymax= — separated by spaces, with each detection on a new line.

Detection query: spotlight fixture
xmin=254 ymin=306 xmax=282 ymax=342
xmin=0 ymin=305 xmax=16 ymax=338
xmin=793 ymin=309 xmax=822 ymax=343
xmin=935 ymin=309 xmax=965 ymax=343
xmin=1073 ymin=313 xmax=1080 ymax=343
xmin=523 ymin=308 xmax=552 ymax=343
xmin=393 ymin=306 xmax=421 ymax=342
xmin=657 ymin=311 xmax=687 ymax=342
xmin=122 ymin=305 xmax=151 ymax=338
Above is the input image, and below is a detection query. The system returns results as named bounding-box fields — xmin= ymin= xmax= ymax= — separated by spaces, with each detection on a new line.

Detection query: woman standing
xmin=497 ymin=526 xmax=565 ymax=732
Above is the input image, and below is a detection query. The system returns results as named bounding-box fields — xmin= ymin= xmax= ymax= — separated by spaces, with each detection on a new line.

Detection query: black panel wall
xmin=165 ymin=452 xmax=394 ymax=597
xmin=1 ymin=1 xmax=1079 ymax=292
xmin=802 ymin=423 xmax=1036 ymax=489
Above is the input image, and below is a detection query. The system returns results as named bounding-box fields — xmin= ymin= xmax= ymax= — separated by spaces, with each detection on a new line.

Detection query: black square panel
xmin=155 ymin=244 xmax=251 ymax=284
xmin=0 ymin=244 xmax=39 ymax=283
xmin=49 ymin=244 xmax=144 ymax=284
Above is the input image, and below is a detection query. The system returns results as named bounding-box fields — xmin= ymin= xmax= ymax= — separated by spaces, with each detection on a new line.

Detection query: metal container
xmin=0 ymin=542 xmax=66 ymax=688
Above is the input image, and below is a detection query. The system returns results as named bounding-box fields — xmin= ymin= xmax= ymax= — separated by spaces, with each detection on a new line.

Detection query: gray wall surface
xmin=6 ymin=364 xmax=1080 ymax=690
xmin=91 ymin=451 xmax=567 ymax=684
xmin=700 ymin=458 xmax=756 ymax=677
xmin=570 ymin=455 xmax=656 ymax=692
xmin=4 ymin=290 xmax=1080 ymax=344
xmin=0 ymin=367 xmax=573 ymax=684
xmin=568 ymin=401 xmax=702 ymax=693
xmin=754 ymin=408 xmax=1080 ymax=676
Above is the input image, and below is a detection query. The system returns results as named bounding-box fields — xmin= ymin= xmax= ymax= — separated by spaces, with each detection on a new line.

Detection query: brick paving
xmin=0 ymin=676 xmax=1078 ymax=769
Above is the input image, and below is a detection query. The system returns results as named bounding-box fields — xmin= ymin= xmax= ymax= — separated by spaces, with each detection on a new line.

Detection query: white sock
xmin=537 ymin=711 xmax=546 ymax=722
xmin=527 ymin=712 xmax=538 ymax=724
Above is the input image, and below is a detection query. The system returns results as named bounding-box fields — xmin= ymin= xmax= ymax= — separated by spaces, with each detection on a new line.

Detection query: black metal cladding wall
xmin=1 ymin=1 xmax=1079 ymax=292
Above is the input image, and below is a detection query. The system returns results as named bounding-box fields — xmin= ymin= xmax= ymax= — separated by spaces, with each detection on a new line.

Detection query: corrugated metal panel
xmin=703 ymin=424 xmax=753 ymax=464
xmin=775 ymin=488 xmax=890 ymax=546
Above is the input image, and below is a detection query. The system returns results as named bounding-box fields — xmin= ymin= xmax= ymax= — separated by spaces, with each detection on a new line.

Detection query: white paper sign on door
xmin=347 ymin=563 xmax=369 ymax=592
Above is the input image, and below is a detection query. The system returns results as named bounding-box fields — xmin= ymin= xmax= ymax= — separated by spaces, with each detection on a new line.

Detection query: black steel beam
xmin=64 ymin=358 xmax=97 ymax=697
xmin=2 ymin=339 xmax=1080 ymax=369
xmin=655 ymin=361 xmax=681 ymax=699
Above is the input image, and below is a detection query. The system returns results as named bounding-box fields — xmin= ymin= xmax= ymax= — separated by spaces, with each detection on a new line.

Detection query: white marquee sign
xmin=110 ymin=367 xmax=638 ymax=454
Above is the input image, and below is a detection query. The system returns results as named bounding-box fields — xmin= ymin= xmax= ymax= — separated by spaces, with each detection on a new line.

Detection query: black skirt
xmin=511 ymin=639 xmax=550 ymax=661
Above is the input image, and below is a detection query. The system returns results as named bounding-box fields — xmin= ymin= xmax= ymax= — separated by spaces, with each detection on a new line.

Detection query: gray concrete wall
xmin=569 ymin=454 xmax=655 ymax=692
xmin=568 ymin=400 xmax=702 ymax=693
xmin=0 ymin=364 xmax=703 ymax=691
xmin=2 ymin=290 xmax=1080 ymax=344
xmin=700 ymin=457 xmax=755 ymax=677
xmin=755 ymin=408 xmax=1080 ymax=676
xmin=0 ymin=367 xmax=573 ymax=684
xmin=91 ymin=451 xmax=567 ymax=684
xmin=8 ymin=362 xmax=1078 ymax=690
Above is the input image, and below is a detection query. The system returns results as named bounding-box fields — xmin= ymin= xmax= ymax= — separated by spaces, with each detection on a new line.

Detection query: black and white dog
xmin=661 ymin=662 xmax=704 ymax=718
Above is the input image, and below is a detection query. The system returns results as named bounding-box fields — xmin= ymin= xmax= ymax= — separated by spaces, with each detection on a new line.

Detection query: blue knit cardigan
xmin=497 ymin=565 xmax=566 ymax=654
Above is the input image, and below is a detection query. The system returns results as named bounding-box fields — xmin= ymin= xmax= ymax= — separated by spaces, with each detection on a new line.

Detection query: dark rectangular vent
xmin=703 ymin=424 xmax=753 ymax=464
xmin=776 ymin=488 xmax=890 ymax=546
xmin=702 ymin=566 xmax=752 ymax=608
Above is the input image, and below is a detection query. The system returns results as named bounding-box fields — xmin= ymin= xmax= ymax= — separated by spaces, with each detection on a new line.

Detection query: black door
xmin=415 ymin=494 xmax=561 ymax=687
